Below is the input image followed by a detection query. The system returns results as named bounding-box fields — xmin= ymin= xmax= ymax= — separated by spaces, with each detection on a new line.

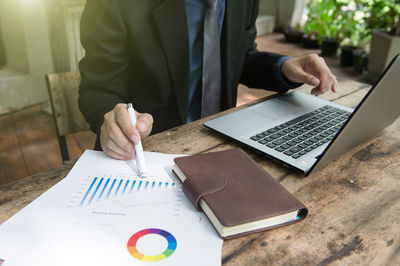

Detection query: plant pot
xmin=369 ymin=30 xmax=400 ymax=76
xmin=353 ymin=49 xmax=368 ymax=74
xmin=302 ymin=36 xmax=319 ymax=49
xmin=340 ymin=46 xmax=357 ymax=66
xmin=321 ymin=38 xmax=339 ymax=56
xmin=284 ymin=30 xmax=304 ymax=43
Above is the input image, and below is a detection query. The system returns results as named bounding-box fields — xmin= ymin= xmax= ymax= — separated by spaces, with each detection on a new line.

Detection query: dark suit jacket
xmin=79 ymin=0 xmax=288 ymax=147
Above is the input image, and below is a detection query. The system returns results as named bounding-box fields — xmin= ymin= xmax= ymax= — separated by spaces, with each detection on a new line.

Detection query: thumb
xmin=136 ymin=113 xmax=153 ymax=137
xmin=296 ymin=69 xmax=320 ymax=87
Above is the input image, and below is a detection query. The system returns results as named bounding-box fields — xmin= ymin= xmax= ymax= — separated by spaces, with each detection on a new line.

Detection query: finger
xmin=103 ymin=145 xmax=131 ymax=160
xmin=317 ymin=71 xmax=333 ymax=94
xmin=106 ymin=134 xmax=135 ymax=158
xmin=332 ymin=76 xmax=338 ymax=93
xmin=295 ymin=67 xmax=320 ymax=87
xmin=326 ymin=79 xmax=334 ymax=93
xmin=115 ymin=104 xmax=141 ymax=143
xmin=317 ymin=62 xmax=337 ymax=93
xmin=101 ymin=132 xmax=133 ymax=160
xmin=320 ymin=73 xmax=336 ymax=94
xmin=136 ymin=112 xmax=153 ymax=138
xmin=311 ymin=87 xmax=321 ymax=96
xmin=106 ymin=123 xmax=136 ymax=155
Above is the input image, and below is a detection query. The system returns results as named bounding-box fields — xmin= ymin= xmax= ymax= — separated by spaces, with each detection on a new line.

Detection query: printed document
xmin=0 ymin=151 xmax=223 ymax=266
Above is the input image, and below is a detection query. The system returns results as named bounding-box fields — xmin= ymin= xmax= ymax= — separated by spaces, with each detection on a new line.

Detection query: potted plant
xmin=303 ymin=0 xmax=322 ymax=49
xmin=366 ymin=0 xmax=400 ymax=77
xmin=304 ymin=0 xmax=344 ymax=55
xmin=302 ymin=30 xmax=320 ymax=49
xmin=338 ymin=3 xmax=370 ymax=67
xmin=353 ymin=49 xmax=368 ymax=73
xmin=284 ymin=23 xmax=304 ymax=43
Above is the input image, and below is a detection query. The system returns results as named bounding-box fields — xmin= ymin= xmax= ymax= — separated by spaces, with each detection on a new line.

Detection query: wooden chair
xmin=45 ymin=72 xmax=90 ymax=163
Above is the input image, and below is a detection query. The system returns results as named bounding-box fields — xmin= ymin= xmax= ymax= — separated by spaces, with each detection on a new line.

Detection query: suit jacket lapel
xmin=152 ymin=0 xmax=189 ymax=122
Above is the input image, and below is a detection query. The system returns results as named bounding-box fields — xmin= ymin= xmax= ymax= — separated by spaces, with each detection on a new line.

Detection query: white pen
xmin=127 ymin=103 xmax=148 ymax=177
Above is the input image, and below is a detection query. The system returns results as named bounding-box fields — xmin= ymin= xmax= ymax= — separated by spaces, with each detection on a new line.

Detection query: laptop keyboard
xmin=250 ymin=105 xmax=351 ymax=159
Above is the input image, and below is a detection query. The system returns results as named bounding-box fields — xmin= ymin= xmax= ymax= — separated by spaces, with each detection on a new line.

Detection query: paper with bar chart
xmin=0 ymin=151 xmax=222 ymax=266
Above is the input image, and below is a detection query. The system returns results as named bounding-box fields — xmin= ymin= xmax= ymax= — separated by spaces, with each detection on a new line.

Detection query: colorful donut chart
xmin=127 ymin=228 xmax=177 ymax=262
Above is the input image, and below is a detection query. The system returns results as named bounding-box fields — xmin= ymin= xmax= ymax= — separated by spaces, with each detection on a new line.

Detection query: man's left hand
xmin=281 ymin=53 xmax=338 ymax=96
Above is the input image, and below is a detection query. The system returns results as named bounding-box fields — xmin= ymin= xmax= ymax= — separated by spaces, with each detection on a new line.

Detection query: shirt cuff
xmin=274 ymin=56 xmax=303 ymax=90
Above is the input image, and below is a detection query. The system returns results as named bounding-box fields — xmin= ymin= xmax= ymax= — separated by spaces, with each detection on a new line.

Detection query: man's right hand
xmin=100 ymin=103 xmax=153 ymax=160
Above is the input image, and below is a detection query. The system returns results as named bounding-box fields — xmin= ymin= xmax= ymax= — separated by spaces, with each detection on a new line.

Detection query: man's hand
xmin=100 ymin=103 xmax=153 ymax=160
xmin=281 ymin=53 xmax=338 ymax=96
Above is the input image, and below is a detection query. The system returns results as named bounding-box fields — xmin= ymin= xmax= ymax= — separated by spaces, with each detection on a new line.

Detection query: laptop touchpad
xmin=249 ymin=99 xmax=301 ymax=120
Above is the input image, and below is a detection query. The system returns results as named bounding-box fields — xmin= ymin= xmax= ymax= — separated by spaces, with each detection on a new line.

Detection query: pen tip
xmin=139 ymin=171 xmax=149 ymax=178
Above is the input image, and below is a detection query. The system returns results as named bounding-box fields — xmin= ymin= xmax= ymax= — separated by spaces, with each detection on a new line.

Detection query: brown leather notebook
xmin=173 ymin=148 xmax=308 ymax=239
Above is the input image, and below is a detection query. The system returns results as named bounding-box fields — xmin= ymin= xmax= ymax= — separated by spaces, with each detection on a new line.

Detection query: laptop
xmin=204 ymin=54 xmax=400 ymax=175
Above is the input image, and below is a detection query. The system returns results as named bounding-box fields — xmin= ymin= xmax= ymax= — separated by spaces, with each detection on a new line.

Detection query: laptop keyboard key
xmin=289 ymin=146 xmax=302 ymax=153
xmin=314 ymin=135 xmax=323 ymax=140
xmin=311 ymin=144 xmax=320 ymax=149
xmin=303 ymin=140 xmax=313 ymax=146
xmin=251 ymin=136 xmax=260 ymax=141
xmin=284 ymin=151 xmax=294 ymax=156
xmin=263 ymin=136 xmax=274 ymax=142
xmin=280 ymin=144 xmax=290 ymax=149
xmin=273 ymin=139 xmax=286 ymax=145
xmin=286 ymin=141 xmax=296 ymax=146
xmin=292 ymin=154 xmax=301 ymax=159
xmin=275 ymin=146 xmax=285 ymax=152
xmin=267 ymin=143 xmax=277 ymax=148
xmin=298 ymin=135 xmax=307 ymax=141
xmin=298 ymin=143 xmax=307 ymax=149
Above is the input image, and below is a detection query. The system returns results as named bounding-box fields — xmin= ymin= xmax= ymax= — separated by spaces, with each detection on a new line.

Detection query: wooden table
xmin=1 ymin=80 xmax=400 ymax=265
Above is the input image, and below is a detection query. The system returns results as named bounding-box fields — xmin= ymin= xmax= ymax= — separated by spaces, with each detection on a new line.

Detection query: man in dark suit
xmin=79 ymin=0 xmax=337 ymax=160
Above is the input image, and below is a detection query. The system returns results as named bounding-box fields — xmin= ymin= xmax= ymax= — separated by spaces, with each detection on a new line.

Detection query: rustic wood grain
xmin=45 ymin=72 xmax=89 ymax=137
xmin=12 ymin=105 xmax=62 ymax=175
xmin=70 ymin=130 xmax=97 ymax=156
xmin=1 ymin=80 xmax=399 ymax=265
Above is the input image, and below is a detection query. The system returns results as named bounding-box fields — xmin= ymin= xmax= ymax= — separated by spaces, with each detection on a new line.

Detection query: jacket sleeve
xmin=78 ymin=0 xmax=129 ymax=135
xmin=239 ymin=1 xmax=291 ymax=93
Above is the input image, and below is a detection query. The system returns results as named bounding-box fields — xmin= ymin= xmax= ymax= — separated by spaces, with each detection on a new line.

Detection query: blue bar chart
xmin=79 ymin=177 xmax=177 ymax=206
